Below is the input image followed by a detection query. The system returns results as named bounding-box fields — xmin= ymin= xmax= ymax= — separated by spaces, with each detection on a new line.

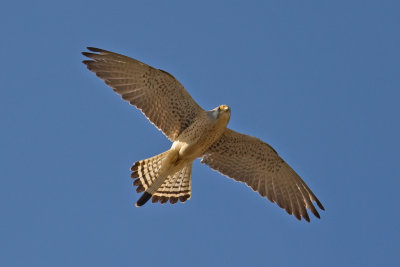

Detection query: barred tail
xmin=131 ymin=153 xmax=192 ymax=206
xmin=131 ymin=152 xmax=168 ymax=206
xmin=152 ymin=163 xmax=192 ymax=204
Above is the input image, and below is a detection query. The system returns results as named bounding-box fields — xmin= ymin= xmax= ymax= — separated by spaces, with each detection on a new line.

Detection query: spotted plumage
xmin=82 ymin=47 xmax=325 ymax=222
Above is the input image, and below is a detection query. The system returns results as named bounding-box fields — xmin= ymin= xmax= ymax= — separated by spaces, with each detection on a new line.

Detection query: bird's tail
xmin=131 ymin=152 xmax=192 ymax=206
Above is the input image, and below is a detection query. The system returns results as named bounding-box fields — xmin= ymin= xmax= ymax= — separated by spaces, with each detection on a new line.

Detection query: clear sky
xmin=1 ymin=1 xmax=399 ymax=266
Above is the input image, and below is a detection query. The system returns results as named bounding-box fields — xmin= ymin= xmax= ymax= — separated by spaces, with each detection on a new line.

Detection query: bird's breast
xmin=171 ymin=114 xmax=229 ymax=161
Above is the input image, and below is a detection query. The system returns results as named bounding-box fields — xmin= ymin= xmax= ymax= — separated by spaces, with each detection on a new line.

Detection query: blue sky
xmin=1 ymin=1 xmax=399 ymax=266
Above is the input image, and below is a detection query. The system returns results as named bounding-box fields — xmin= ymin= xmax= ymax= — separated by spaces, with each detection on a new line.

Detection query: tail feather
xmin=131 ymin=151 xmax=168 ymax=190
xmin=131 ymin=153 xmax=192 ymax=206
xmin=136 ymin=192 xmax=152 ymax=207
xmin=153 ymin=164 xmax=192 ymax=203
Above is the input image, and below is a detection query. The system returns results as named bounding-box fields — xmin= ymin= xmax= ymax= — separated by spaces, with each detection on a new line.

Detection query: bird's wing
xmin=201 ymin=129 xmax=324 ymax=222
xmin=82 ymin=47 xmax=204 ymax=141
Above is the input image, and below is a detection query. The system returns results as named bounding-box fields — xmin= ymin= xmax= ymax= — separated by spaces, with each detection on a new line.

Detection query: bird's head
xmin=218 ymin=104 xmax=230 ymax=118
xmin=218 ymin=104 xmax=230 ymax=113
xmin=207 ymin=104 xmax=231 ymax=123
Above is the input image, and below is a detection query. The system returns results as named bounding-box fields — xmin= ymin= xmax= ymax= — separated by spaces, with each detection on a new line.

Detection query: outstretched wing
xmin=82 ymin=47 xmax=204 ymax=141
xmin=201 ymin=129 xmax=324 ymax=222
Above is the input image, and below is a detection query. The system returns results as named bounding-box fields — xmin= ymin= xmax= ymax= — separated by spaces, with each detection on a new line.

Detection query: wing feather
xmin=82 ymin=47 xmax=204 ymax=140
xmin=201 ymin=129 xmax=324 ymax=221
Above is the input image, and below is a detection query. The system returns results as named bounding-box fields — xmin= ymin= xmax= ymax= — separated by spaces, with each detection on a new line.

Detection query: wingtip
xmin=317 ymin=200 xmax=325 ymax=211
xmin=303 ymin=213 xmax=310 ymax=222
xmin=81 ymin=52 xmax=95 ymax=59
xmin=87 ymin=47 xmax=102 ymax=52
xmin=82 ymin=47 xmax=106 ymax=58
xmin=81 ymin=60 xmax=91 ymax=66
xmin=313 ymin=210 xmax=321 ymax=219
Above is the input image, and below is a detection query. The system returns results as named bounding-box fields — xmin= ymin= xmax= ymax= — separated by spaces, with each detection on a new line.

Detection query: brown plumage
xmin=82 ymin=47 xmax=325 ymax=222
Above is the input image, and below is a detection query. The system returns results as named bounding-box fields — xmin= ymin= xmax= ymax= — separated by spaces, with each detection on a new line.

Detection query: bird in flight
xmin=82 ymin=47 xmax=324 ymax=222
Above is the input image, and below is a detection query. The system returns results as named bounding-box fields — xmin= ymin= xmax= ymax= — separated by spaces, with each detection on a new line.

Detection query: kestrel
xmin=82 ymin=47 xmax=325 ymax=222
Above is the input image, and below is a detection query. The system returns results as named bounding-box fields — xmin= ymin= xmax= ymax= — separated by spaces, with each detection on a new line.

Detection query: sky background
xmin=1 ymin=1 xmax=399 ymax=266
